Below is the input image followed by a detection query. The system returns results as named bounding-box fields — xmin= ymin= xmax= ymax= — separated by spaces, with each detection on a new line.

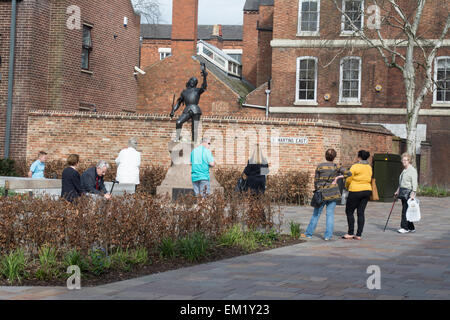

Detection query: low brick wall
xmin=27 ymin=110 xmax=393 ymax=184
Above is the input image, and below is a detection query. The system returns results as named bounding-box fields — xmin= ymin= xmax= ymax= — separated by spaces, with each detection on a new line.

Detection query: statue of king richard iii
xmin=170 ymin=62 xmax=208 ymax=143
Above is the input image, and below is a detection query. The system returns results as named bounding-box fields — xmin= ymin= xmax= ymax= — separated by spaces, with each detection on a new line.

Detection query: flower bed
xmin=0 ymin=192 xmax=305 ymax=286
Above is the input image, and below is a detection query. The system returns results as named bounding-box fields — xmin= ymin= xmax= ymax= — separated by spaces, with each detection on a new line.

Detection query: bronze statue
xmin=170 ymin=63 xmax=208 ymax=143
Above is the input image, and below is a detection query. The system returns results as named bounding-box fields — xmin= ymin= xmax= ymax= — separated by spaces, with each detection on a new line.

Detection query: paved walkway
xmin=1 ymin=197 xmax=449 ymax=300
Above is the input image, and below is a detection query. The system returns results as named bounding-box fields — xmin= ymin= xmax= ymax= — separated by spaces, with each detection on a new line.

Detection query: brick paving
xmin=0 ymin=197 xmax=449 ymax=300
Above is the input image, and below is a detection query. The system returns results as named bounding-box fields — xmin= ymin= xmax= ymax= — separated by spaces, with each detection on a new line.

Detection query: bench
xmin=0 ymin=176 xmax=136 ymax=197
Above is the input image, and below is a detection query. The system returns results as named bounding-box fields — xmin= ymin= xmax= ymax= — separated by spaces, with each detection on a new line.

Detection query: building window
xmin=197 ymin=40 xmax=242 ymax=77
xmin=435 ymin=57 xmax=450 ymax=103
xmin=296 ymin=57 xmax=317 ymax=102
xmin=298 ymin=0 xmax=320 ymax=35
xmin=158 ymin=48 xmax=172 ymax=60
xmin=82 ymin=24 xmax=92 ymax=70
xmin=340 ymin=57 xmax=361 ymax=102
xmin=342 ymin=0 xmax=364 ymax=34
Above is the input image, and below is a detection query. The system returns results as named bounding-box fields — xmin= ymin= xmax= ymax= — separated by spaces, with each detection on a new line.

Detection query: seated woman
xmin=61 ymin=154 xmax=82 ymax=202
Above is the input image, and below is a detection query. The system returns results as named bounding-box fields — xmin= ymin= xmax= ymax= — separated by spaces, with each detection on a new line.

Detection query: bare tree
xmin=132 ymin=0 xmax=161 ymax=24
xmin=330 ymin=0 xmax=450 ymax=164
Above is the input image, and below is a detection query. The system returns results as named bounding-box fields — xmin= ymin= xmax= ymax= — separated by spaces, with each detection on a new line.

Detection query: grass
xmin=289 ymin=221 xmax=302 ymax=239
xmin=36 ymin=245 xmax=60 ymax=280
xmin=176 ymin=232 xmax=210 ymax=262
xmin=218 ymin=224 xmax=282 ymax=251
xmin=159 ymin=237 xmax=177 ymax=259
xmin=88 ymin=248 xmax=111 ymax=276
xmin=63 ymin=249 xmax=89 ymax=272
xmin=0 ymin=248 xmax=29 ymax=284
xmin=417 ymin=185 xmax=450 ymax=197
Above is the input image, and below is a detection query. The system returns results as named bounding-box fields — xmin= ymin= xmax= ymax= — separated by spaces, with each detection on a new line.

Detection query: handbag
xmin=398 ymin=187 xmax=411 ymax=201
xmin=235 ymin=174 xmax=247 ymax=193
xmin=310 ymin=189 xmax=323 ymax=208
xmin=370 ymin=178 xmax=379 ymax=201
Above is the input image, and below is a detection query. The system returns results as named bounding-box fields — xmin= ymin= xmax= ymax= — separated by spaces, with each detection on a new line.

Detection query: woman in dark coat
xmin=61 ymin=154 xmax=82 ymax=202
xmin=243 ymin=144 xmax=269 ymax=195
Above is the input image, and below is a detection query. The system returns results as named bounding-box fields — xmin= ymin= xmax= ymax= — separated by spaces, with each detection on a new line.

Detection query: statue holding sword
xmin=170 ymin=62 xmax=208 ymax=143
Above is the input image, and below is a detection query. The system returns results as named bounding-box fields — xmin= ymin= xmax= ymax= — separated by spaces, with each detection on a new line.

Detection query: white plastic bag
xmin=341 ymin=189 xmax=349 ymax=205
xmin=406 ymin=198 xmax=421 ymax=222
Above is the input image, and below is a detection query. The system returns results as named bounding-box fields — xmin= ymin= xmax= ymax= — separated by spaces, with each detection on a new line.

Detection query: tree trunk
xmin=403 ymin=43 xmax=418 ymax=167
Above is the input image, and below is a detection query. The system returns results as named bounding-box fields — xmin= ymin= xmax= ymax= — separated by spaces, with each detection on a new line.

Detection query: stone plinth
xmin=156 ymin=141 xmax=223 ymax=199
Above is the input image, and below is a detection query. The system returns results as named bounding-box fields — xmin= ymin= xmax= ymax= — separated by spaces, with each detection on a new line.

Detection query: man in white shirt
xmin=115 ymin=138 xmax=141 ymax=188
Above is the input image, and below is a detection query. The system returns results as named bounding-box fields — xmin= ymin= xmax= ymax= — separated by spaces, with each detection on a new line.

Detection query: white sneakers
xmin=398 ymin=228 xmax=416 ymax=234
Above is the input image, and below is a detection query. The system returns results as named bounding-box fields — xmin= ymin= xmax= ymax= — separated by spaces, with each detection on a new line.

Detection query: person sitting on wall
xmin=28 ymin=151 xmax=47 ymax=178
xmin=81 ymin=160 xmax=111 ymax=199
xmin=61 ymin=154 xmax=82 ymax=202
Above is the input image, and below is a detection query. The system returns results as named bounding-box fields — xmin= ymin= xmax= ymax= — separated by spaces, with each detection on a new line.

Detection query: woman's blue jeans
xmin=305 ymin=200 xmax=337 ymax=239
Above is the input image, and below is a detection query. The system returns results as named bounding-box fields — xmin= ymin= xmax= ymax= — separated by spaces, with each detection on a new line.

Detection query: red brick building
xmin=244 ymin=0 xmax=450 ymax=187
xmin=137 ymin=0 xmax=254 ymax=116
xmin=140 ymin=24 xmax=243 ymax=69
xmin=0 ymin=0 xmax=140 ymax=159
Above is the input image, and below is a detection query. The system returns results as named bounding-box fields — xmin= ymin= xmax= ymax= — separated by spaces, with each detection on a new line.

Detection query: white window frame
xmin=339 ymin=56 xmax=362 ymax=104
xmin=158 ymin=47 xmax=171 ymax=60
xmin=295 ymin=56 xmax=318 ymax=105
xmin=433 ymin=56 xmax=450 ymax=107
xmin=341 ymin=0 xmax=365 ymax=35
xmin=297 ymin=0 xmax=321 ymax=36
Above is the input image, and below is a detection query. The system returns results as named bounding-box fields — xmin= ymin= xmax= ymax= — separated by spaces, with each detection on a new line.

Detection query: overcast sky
xmin=157 ymin=0 xmax=246 ymax=25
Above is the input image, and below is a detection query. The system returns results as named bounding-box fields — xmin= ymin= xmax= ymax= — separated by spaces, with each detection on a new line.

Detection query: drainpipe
xmin=5 ymin=0 xmax=17 ymax=159
xmin=265 ymin=77 xmax=272 ymax=118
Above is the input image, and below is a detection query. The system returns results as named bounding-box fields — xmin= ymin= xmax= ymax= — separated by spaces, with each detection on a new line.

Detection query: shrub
xmin=0 ymin=159 xmax=18 ymax=176
xmin=176 ymin=232 xmax=210 ymax=262
xmin=88 ymin=248 xmax=111 ymax=276
xmin=418 ymin=185 xmax=450 ymax=197
xmin=289 ymin=221 xmax=302 ymax=239
xmin=0 ymin=248 xmax=29 ymax=284
xmin=159 ymin=237 xmax=177 ymax=259
xmin=130 ymin=247 xmax=149 ymax=266
xmin=36 ymin=245 xmax=60 ymax=280
xmin=63 ymin=249 xmax=88 ymax=272
xmin=215 ymin=167 xmax=310 ymax=205
xmin=110 ymin=247 xmax=132 ymax=272
xmin=218 ymin=224 xmax=258 ymax=252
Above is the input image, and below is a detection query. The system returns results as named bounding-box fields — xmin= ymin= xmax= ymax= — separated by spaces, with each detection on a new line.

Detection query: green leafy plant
xmin=159 ymin=237 xmax=177 ymax=259
xmin=0 ymin=158 xmax=18 ymax=176
xmin=218 ymin=225 xmax=258 ymax=251
xmin=290 ymin=221 xmax=302 ymax=239
xmin=36 ymin=245 xmax=60 ymax=280
xmin=0 ymin=248 xmax=29 ymax=284
xmin=418 ymin=185 xmax=450 ymax=197
xmin=176 ymin=232 xmax=210 ymax=262
xmin=88 ymin=248 xmax=111 ymax=276
xmin=130 ymin=246 xmax=149 ymax=265
xmin=63 ymin=249 xmax=88 ymax=272
xmin=110 ymin=247 xmax=133 ymax=272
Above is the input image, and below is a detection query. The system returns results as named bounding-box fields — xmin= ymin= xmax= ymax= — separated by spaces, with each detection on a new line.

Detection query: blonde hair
xmin=401 ymin=153 xmax=412 ymax=163
xmin=249 ymin=144 xmax=268 ymax=165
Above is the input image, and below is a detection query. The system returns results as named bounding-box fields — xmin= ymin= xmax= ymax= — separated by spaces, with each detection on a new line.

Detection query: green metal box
xmin=373 ymin=154 xmax=402 ymax=202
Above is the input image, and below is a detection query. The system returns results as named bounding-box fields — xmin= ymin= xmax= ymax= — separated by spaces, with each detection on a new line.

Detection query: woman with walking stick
xmin=394 ymin=153 xmax=418 ymax=234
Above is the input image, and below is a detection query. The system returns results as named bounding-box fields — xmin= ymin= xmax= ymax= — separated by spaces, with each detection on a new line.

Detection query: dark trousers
xmin=401 ymin=199 xmax=415 ymax=230
xmin=345 ymin=190 xmax=372 ymax=237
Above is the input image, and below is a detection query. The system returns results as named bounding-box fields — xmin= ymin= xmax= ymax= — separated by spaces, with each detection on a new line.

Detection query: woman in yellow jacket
xmin=342 ymin=150 xmax=372 ymax=240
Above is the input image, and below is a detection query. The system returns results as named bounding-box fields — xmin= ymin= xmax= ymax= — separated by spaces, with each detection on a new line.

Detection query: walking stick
xmin=109 ymin=180 xmax=119 ymax=195
xmin=383 ymin=196 xmax=397 ymax=232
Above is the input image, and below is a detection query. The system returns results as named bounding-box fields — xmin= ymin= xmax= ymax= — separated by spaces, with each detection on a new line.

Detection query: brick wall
xmin=0 ymin=0 xmax=140 ymax=159
xmin=136 ymin=53 xmax=242 ymax=116
xmin=242 ymin=10 xmax=259 ymax=86
xmin=27 ymin=110 xmax=393 ymax=190
xmin=171 ymin=0 xmax=198 ymax=57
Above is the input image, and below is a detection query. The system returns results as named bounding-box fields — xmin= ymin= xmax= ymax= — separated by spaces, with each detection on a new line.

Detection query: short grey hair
xmin=96 ymin=160 xmax=110 ymax=169
xmin=201 ymin=137 xmax=211 ymax=144
xmin=128 ymin=137 xmax=138 ymax=149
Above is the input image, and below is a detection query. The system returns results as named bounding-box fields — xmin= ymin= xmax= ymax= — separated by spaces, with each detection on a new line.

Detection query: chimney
xmin=210 ymin=24 xmax=224 ymax=50
xmin=171 ymin=0 xmax=199 ymax=56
